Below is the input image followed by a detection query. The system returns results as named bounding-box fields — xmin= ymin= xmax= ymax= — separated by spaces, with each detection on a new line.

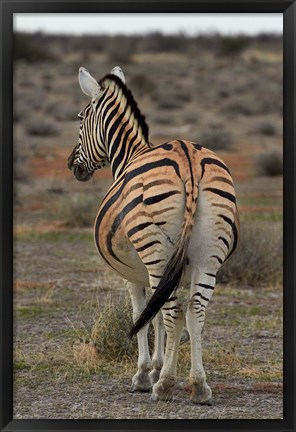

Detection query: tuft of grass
xmin=72 ymin=293 xmax=153 ymax=367
xmin=257 ymin=151 xmax=283 ymax=177
xmin=56 ymin=193 xmax=98 ymax=228
xmin=218 ymin=218 xmax=282 ymax=287
xmin=90 ymin=294 xmax=138 ymax=362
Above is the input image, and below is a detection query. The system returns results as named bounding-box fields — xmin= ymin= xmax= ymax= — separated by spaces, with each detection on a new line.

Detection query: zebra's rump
xmin=93 ymin=140 xmax=238 ymax=284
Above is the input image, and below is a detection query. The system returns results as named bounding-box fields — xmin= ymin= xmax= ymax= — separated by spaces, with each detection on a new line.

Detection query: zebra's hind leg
xmin=125 ymin=280 xmax=152 ymax=392
xmin=151 ymin=296 xmax=185 ymax=401
xmin=186 ymin=270 xmax=216 ymax=405
xmin=149 ymin=312 xmax=165 ymax=385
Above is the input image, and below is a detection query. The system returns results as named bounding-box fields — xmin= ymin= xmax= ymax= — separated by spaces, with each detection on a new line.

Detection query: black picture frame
xmin=1 ymin=1 xmax=295 ymax=431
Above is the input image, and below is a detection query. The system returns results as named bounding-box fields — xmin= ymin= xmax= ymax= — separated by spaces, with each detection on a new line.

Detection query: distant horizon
xmin=14 ymin=13 xmax=283 ymax=36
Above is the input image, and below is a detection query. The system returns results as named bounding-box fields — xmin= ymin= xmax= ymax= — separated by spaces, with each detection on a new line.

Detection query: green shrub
xmin=218 ymin=218 xmax=282 ymax=286
xmin=257 ymin=151 xmax=283 ymax=176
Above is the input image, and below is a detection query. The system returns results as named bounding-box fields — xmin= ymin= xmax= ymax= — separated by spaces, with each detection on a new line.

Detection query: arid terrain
xmin=13 ymin=32 xmax=283 ymax=419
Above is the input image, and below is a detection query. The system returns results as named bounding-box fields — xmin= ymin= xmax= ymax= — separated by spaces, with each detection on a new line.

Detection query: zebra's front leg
xmin=185 ymin=270 xmax=216 ymax=405
xmin=125 ymin=280 xmax=152 ymax=392
xmin=151 ymin=296 xmax=185 ymax=401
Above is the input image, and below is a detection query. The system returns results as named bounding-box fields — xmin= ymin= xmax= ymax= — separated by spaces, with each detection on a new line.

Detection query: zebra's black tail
xmin=128 ymin=238 xmax=188 ymax=338
xmin=129 ymin=166 xmax=199 ymax=339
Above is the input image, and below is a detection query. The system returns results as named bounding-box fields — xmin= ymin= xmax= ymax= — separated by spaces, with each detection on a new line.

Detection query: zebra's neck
xmin=100 ymin=77 xmax=150 ymax=180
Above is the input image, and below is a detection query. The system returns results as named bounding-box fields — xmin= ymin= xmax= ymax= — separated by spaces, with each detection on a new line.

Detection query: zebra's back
xmin=94 ymin=139 xmax=238 ymax=285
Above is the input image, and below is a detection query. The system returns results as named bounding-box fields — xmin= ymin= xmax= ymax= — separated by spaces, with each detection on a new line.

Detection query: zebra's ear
xmin=111 ymin=66 xmax=126 ymax=84
xmin=78 ymin=67 xmax=100 ymax=98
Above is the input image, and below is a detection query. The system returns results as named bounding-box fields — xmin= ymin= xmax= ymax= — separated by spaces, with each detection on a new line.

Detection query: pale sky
xmin=14 ymin=13 xmax=283 ymax=36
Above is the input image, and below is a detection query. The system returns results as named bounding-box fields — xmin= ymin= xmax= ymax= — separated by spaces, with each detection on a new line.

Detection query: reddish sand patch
xmin=222 ymin=154 xmax=253 ymax=182
xmin=30 ymin=149 xmax=252 ymax=181
xmin=29 ymin=148 xmax=112 ymax=179
xmin=14 ymin=280 xmax=56 ymax=292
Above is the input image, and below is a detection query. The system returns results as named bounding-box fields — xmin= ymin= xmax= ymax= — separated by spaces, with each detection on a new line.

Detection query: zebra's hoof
xmin=129 ymin=383 xmax=151 ymax=393
xmin=190 ymin=382 xmax=212 ymax=405
xmin=199 ymin=398 xmax=213 ymax=406
xmin=130 ymin=371 xmax=152 ymax=393
xmin=152 ymin=380 xmax=174 ymax=401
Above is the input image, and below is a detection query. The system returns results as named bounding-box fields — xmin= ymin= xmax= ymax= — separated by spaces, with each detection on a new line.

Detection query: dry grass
xmin=90 ymin=294 xmax=138 ymax=361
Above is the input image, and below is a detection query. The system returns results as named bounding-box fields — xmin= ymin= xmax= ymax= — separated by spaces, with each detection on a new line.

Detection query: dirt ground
xmin=13 ymin=221 xmax=283 ymax=419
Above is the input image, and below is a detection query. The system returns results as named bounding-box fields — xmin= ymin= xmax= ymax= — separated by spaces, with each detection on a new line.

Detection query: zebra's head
xmin=68 ymin=66 xmax=126 ymax=181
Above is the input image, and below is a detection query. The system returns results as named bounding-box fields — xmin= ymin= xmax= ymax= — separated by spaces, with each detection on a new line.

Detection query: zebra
xmin=68 ymin=66 xmax=239 ymax=404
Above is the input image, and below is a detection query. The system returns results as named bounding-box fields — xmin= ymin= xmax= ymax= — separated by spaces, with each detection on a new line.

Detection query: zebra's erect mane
xmin=99 ymin=74 xmax=149 ymax=144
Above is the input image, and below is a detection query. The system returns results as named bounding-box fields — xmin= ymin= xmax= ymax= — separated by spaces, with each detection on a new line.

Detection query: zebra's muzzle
xmin=73 ymin=164 xmax=93 ymax=182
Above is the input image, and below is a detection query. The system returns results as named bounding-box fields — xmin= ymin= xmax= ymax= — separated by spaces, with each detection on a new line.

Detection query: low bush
xmin=156 ymin=87 xmax=186 ymax=110
xmin=152 ymin=112 xmax=175 ymax=125
xmin=199 ymin=127 xmax=232 ymax=151
xmin=257 ymin=150 xmax=283 ymax=176
xmin=218 ymin=218 xmax=282 ymax=286
xmin=46 ymin=101 xmax=79 ymax=122
xmin=56 ymin=193 xmax=99 ymax=228
xmin=182 ymin=110 xmax=200 ymax=125
xmin=107 ymin=36 xmax=134 ymax=64
xmin=129 ymin=73 xmax=155 ymax=97
xmin=25 ymin=118 xmax=60 ymax=136
xmin=250 ymin=120 xmax=278 ymax=136
xmin=217 ymin=35 xmax=250 ymax=58
xmin=14 ymin=32 xmax=56 ymax=63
